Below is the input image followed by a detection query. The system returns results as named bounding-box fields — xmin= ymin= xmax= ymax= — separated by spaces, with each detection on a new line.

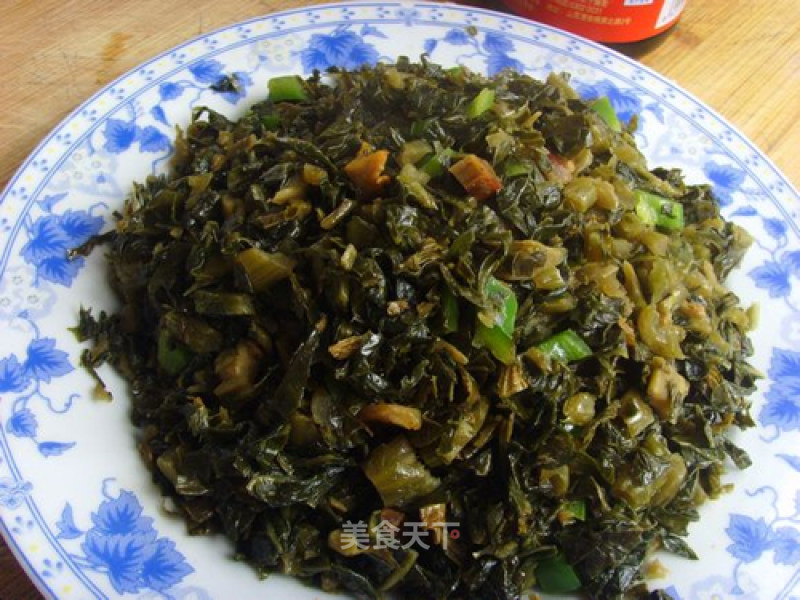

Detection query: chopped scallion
xmin=268 ymin=75 xmax=308 ymax=102
xmin=503 ymin=159 xmax=531 ymax=177
xmin=418 ymin=149 xmax=454 ymax=178
xmin=467 ymin=87 xmax=495 ymax=119
xmin=635 ymin=190 xmax=685 ymax=231
xmin=536 ymin=329 xmax=592 ymax=363
xmin=475 ymin=277 xmax=518 ymax=365
xmin=590 ymin=97 xmax=621 ymax=132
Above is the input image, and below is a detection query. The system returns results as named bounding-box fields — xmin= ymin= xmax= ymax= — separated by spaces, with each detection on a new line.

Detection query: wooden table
xmin=1 ymin=1 xmax=798 ymax=598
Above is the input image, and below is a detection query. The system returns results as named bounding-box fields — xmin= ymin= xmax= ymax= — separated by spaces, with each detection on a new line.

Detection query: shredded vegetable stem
xmin=74 ymin=60 xmax=758 ymax=600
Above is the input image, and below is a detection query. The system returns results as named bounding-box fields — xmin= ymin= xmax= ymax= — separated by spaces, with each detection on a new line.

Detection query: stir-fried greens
xmin=73 ymin=59 xmax=758 ymax=599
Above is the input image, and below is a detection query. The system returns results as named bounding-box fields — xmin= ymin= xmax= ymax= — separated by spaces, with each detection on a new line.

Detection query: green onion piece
xmin=590 ymin=97 xmax=621 ymax=132
xmin=467 ymin=87 xmax=495 ymax=119
xmin=634 ymin=191 xmax=659 ymax=226
xmin=475 ymin=277 xmax=518 ymax=365
xmin=488 ymin=277 xmax=517 ymax=338
xmin=561 ymin=499 xmax=587 ymax=521
xmin=476 ymin=326 xmax=515 ymax=365
xmin=268 ymin=75 xmax=308 ymax=102
xmin=442 ymin=287 xmax=460 ymax=333
xmin=537 ymin=329 xmax=592 ymax=363
xmin=634 ymin=190 xmax=685 ymax=231
xmin=503 ymin=159 xmax=531 ymax=177
xmin=418 ymin=149 xmax=453 ymax=178
xmin=157 ymin=331 xmax=191 ymax=376
xmin=419 ymin=154 xmax=446 ymax=178
xmin=535 ymin=555 xmax=582 ymax=594
xmin=446 ymin=65 xmax=465 ymax=75
xmin=262 ymin=114 xmax=281 ymax=130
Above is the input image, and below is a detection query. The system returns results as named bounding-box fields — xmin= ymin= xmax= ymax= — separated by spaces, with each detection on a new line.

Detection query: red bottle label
xmin=503 ymin=0 xmax=687 ymax=43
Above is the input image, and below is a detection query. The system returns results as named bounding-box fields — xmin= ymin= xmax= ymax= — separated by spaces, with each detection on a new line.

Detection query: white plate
xmin=1 ymin=3 xmax=799 ymax=599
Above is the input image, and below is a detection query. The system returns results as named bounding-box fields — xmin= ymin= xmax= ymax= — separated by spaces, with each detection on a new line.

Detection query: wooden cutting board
xmin=1 ymin=1 xmax=799 ymax=598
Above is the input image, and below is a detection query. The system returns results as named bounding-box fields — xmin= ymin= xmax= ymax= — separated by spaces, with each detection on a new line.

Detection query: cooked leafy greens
xmin=73 ymin=59 xmax=758 ymax=599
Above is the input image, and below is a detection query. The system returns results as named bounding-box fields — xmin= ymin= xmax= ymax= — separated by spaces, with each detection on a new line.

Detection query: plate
xmin=1 ymin=3 xmax=799 ymax=599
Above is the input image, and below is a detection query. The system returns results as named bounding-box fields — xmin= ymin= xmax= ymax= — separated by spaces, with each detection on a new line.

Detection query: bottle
xmin=501 ymin=0 xmax=687 ymax=43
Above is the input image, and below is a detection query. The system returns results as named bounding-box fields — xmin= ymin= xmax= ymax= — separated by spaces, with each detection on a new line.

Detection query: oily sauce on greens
xmin=73 ymin=59 xmax=759 ymax=599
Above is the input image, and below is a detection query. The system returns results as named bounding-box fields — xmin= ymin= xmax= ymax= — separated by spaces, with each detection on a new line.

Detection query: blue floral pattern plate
xmin=1 ymin=3 xmax=799 ymax=599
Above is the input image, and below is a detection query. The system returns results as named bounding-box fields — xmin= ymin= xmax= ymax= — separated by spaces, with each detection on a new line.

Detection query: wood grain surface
xmin=1 ymin=1 xmax=798 ymax=598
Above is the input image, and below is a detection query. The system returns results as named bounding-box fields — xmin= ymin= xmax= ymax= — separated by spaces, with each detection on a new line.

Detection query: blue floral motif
xmin=212 ymin=72 xmax=253 ymax=105
xmin=0 ymin=477 xmax=33 ymax=510
xmin=150 ymin=105 xmax=168 ymax=126
xmin=0 ymin=331 xmax=78 ymax=457
xmin=703 ymin=161 xmax=746 ymax=206
xmin=724 ymin=487 xmax=800 ymax=594
xmin=137 ymin=126 xmax=172 ymax=153
xmin=83 ymin=530 xmax=158 ymax=594
xmin=38 ymin=441 xmax=76 ymax=457
xmin=36 ymin=256 xmax=84 ymax=287
xmin=20 ymin=209 xmax=104 ymax=287
xmin=749 ymin=260 xmax=791 ymax=298
xmin=24 ymin=338 xmax=72 ymax=382
xmin=760 ymin=348 xmax=800 ymax=432
xmin=773 ymin=527 xmax=800 ymax=565
xmin=102 ymin=118 xmax=139 ymax=154
xmin=20 ymin=216 xmax=69 ymax=264
xmin=487 ymin=52 xmax=523 ymax=77
xmin=764 ymin=217 xmax=788 ymax=239
xmin=38 ymin=192 xmax=68 ymax=212
xmin=59 ymin=210 xmax=104 ymax=244
xmin=0 ymin=355 xmax=28 ymax=393
xmin=90 ymin=490 xmax=154 ymax=536
xmin=300 ymin=27 xmax=380 ymax=71
xmin=187 ymin=58 xmax=224 ymax=84
xmin=347 ymin=43 xmax=381 ymax=70
xmin=725 ymin=514 xmax=772 ymax=562
xmin=777 ymin=454 xmax=800 ymax=472
xmin=56 ymin=503 xmax=84 ymax=540
xmin=360 ymin=24 xmax=387 ymax=39
xmin=730 ymin=205 xmax=758 ymax=217
xmin=429 ymin=28 xmax=523 ymax=76
xmin=483 ymin=31 xmax=513 ymax=54
xmin=443 ymin=28 xmax=471 ymax=45
xmin=158 ymin=81 xmax=184 ymax=101
xmin=783 ymin=250 xmax=800 ymax=276
xmin=101 ymin=117 xmax=173 ymax=156
xmin=157 ymin=64 xmax=259 ymax=113
xmin=140 ymin=539 xmax=194 ymax=592
xmin=65 ymin=489 xmax=193 ymax=595
xmin=5 ymin=407 xmax=37 ymax=438
xmin=576 ymin=79 xmax=643 ymax=124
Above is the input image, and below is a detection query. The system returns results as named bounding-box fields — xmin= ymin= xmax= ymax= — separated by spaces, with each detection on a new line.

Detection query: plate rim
xmin=1 ymin=2 xmax=798 ymax=599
